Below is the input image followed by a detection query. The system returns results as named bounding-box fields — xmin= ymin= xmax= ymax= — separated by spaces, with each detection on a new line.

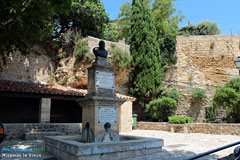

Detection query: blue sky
xmin=101 ymin=0 xmax=240 ymax=35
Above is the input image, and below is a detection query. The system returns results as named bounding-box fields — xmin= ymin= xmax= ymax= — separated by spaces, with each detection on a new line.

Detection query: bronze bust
xmin=93 ymin=40 xmax=108 ymax=58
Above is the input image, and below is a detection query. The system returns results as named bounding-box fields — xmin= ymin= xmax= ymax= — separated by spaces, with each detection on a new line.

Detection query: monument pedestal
xmin=77 ymin=57 xmax=125 ymax=142
xmin=45 ymin=41 xmax=163 ymax=160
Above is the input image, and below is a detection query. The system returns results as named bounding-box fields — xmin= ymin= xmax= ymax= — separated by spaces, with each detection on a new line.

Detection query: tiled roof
xmin=0 ymin=80 xmax=135 ymax=100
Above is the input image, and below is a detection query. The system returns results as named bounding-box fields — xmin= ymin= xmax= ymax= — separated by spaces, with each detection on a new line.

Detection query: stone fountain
xmin=45 ymin=40 xmax=163 ymax=160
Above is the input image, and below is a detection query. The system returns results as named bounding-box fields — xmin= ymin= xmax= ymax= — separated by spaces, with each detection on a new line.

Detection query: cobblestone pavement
xmin=0 ymin=130 xmax=239 ymax=160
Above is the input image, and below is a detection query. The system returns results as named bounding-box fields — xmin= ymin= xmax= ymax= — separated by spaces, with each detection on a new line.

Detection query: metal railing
xmin=184 ymin=141 xmax=240 ymax=160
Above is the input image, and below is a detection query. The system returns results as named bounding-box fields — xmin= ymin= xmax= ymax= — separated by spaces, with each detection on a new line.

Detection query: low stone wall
xmin=3 ymin=123 xmax=82 ymax=140
xmin=137 ymin=122 xmax=240 ymax=135
xmin=137 ymin=122 xmax=170 ymax=132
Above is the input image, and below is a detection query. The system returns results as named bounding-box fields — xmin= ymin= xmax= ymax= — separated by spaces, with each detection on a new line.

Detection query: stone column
xmin=39 ymin=98 xmax=51 ymax=123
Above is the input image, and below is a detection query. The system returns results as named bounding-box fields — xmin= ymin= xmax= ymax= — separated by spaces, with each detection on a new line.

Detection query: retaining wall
xmin=2 ymin=123 xmax=82 ymax=140
xmin=137 ymin=122 xmax=240 ymax=135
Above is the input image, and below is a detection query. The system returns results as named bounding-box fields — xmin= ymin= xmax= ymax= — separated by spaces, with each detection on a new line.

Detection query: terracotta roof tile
xmin=0 ymin=80 xmax=135 ymax=100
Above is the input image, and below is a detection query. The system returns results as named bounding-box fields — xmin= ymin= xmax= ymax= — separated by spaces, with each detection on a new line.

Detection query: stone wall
xmin=87 ymin=36 xmax=130 ymax=53
xmin=60 ymin=36 xmax=130 ymax=94
xmin=137 ymin=122 xmax=240 ymax=135
xmin=0 ymin=49 xmax=56 ymax=83
xmin=3 ymin=123 xmax=82 ymax=140
xmin=0 ymin=37 xmax=130 ymax=94
xmin=163 ymin=35 xmax=240 ymax=122
xmin=136 ymin=122 xmax=170 ymax=131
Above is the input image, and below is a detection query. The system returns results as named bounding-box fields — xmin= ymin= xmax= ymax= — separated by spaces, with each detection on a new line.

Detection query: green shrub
xmin=146 ymin=97 xmax=177 ymax=122
xmin=109 ymin=44 xmax=132 ymax=68
xmin=205 ymin=105 xmax=217 ymax=122
xmin=225 ymin=76 xmax=240 ymax=92
xmin=47 ymin=75 xmax=55 ymax=83
xmin=57 ymin=52 xmax=68 ymax=59
xmin=73 ymin=36 xmax=94 ymax=62
xmin=168 ymin=89 xmax=180 ymax=101
xmin=168 ymin=115 xmax=195 ymax=124
xmin=210 ymin=42 xmax=215 ymax=50
xmin=213 ymin=87 xmax=240 ymax=122
xmin=61 ymin=75 xmax=68 ymax=86
xmin=191 ymin=88 xmax=206 ymax=99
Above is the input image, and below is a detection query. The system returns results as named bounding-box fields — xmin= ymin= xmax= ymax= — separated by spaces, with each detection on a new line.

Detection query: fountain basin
xmin=45 ymin=135 xmax=163 ymax=160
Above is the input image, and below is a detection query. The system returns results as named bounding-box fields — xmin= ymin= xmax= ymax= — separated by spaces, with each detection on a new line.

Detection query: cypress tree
xmin=130 ymin=0 xmax=163 ymax=104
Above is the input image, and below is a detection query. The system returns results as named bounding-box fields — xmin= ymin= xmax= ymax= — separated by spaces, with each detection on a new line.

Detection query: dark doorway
xmin=51 ymin=99 xmax=82 ymax=123
xmin=0 ymin=97 xmax=40 ymax=123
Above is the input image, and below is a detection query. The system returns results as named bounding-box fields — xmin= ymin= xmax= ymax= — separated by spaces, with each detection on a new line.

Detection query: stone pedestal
xmin=77 ymin=57 xmax=125 ymax=142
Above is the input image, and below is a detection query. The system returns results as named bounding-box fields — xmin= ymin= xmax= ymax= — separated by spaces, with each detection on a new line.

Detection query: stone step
xmin=24 ymin=132 xmax=63 ymax=140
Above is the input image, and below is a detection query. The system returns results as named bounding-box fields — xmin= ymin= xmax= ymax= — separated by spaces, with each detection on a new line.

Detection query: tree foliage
xmin=59 ymin=0 xmax=110 ymax=36
xmin=129 ymin=0 xmax=163 ymax=104
xmin=102 ymin=23 xmax=120 ymax=42
xmin=152 ymin=0 xmax=184 ymax=69
xmin=152 ymin=0 xmax=184 ymax=35
xmin=213 ymin=76 xmax=240 ymax=122
xmin=179 ymin=21 xmax=221 ymax=36
xmin=0 ymin=0 xmax=110 ymax=57
xmin=117 ymin=0 xmax=151 ymax=42
xmin=117 ymin=0 xmax=183 ymax=69
xmin=0 ymin=0 xmax=71 ymax=55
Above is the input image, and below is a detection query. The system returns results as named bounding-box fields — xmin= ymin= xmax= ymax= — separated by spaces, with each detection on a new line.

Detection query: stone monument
xmin=78 ymin=40 xmax=125 ymax=142
xmin=45 ymin=41 xmax=163 ymax=160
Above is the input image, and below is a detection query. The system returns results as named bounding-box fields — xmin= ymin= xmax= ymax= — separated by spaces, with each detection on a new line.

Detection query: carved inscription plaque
xmin=95 ymin=71 xmax=114 ymax=89
xmin=98 ymin=106 xmax=117 ymax=124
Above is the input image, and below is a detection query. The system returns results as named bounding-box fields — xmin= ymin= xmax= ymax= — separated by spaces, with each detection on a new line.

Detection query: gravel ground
xmin=0 ymin=130 xmax=239 ymax=160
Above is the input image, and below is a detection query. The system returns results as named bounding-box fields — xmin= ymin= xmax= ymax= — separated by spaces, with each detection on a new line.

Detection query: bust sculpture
xmin=93 ymin=40 xmax=108 ymax=58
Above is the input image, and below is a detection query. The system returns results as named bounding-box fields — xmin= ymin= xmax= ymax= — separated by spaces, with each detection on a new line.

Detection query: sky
xmin=101 ymin=0 xmax=240 ymax=35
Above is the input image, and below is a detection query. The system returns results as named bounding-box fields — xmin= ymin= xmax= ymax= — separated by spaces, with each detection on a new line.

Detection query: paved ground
xmin=124 ymin=130 xmax=239 ymax=160
xmin=0 ymin=130 xmax=239 ymax=160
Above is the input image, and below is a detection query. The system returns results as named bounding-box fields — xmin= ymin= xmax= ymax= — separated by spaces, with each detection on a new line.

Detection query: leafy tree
xmin=0 ymin=0 xmax=110 ymax=59
xmin=116 ymin=2 xmax=132 ymax=42
xmin=130 ymin=0 xmax=163 ymax=104
xmin=117 ymin=0 xmax=184 ymax=69
xmin=152 ymin=0 xmax=184 ymax=70
xmin=152 ymin=0 xmax=184 ymax=34
xmin=212 ymin=76 xmax=240 ymax=122
xmin=179 ymin=21 xmax=221 ymax=36
xmin=0 ymin=0 xmax=71 ymax=57
xmin=117 ymin=0 xmax=151 ymax=42
xmin=58 ymin=0 xmax=110 ymax=36
xmin=102 ymin=23 xmax=120 ymax=42
xmin=146 ymin=97 xmax=177 ymax=122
